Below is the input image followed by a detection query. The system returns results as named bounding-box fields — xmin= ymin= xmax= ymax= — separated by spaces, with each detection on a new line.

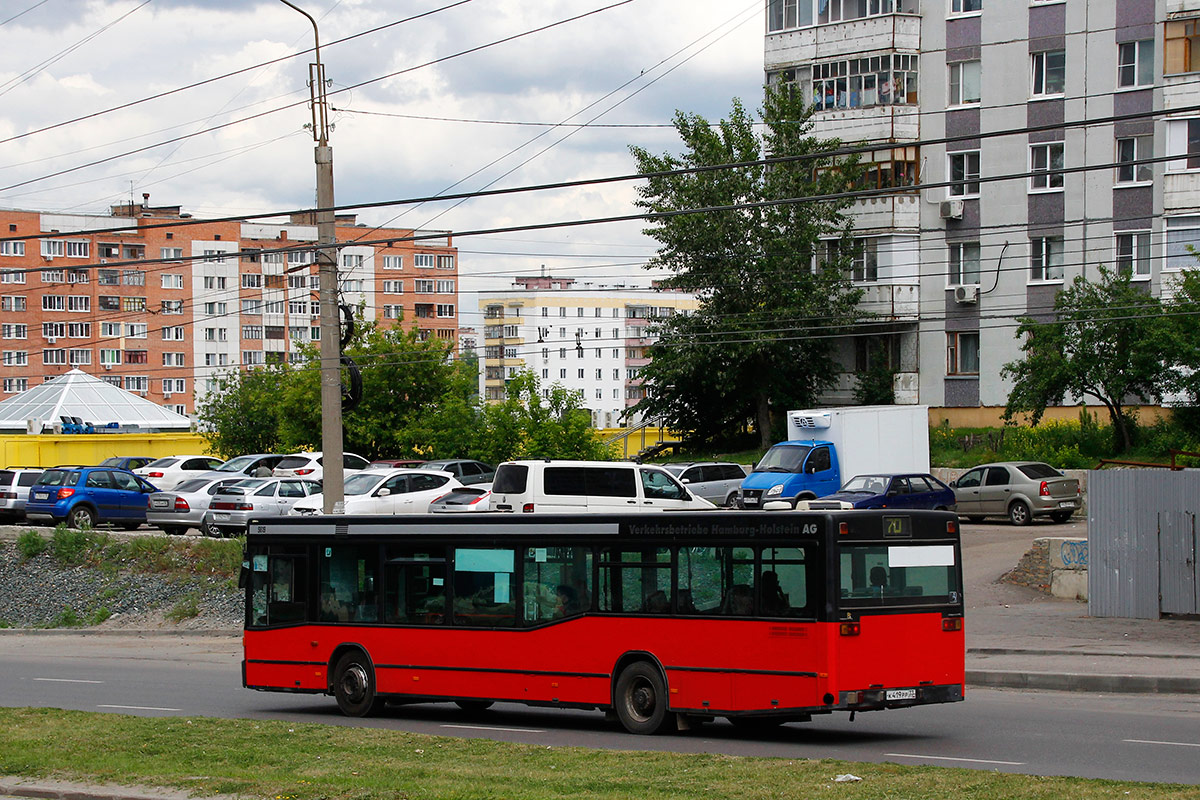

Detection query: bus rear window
xmin=838 ymin=544 xmax=960 ymax=607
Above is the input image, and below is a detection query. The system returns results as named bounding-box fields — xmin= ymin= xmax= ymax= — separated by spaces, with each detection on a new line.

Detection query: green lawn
xmin=1 ymin=708 xmax=1197 ymax=800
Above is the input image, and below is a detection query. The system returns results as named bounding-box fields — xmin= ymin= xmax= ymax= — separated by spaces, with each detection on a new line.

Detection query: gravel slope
xmin=0 ymin=540 xmax=242 ymax=631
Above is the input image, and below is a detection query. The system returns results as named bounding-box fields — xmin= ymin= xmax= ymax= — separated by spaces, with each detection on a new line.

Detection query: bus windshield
xmin=754 ymin=444 xmax=811 ymax=474
xmin=838 ymin=543 xmax=960 ymax=607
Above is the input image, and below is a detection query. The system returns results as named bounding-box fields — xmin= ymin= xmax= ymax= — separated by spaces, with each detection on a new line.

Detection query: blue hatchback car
xmin=25 ymin=466 xmax=159 ymax=529
xmin=807 ymin=473 xmax=956 ymax=511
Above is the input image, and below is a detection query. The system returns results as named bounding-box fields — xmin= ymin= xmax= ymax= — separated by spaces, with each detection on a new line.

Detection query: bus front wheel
xmin=614 ymin=662 xmax=670 ymax=735
xmin=332 ymin=651 xmax=383 ymax=717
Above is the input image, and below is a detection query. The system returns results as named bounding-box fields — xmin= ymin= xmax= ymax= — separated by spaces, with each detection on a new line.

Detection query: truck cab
xmin=737 ymin=439 xmax=841 ymax=508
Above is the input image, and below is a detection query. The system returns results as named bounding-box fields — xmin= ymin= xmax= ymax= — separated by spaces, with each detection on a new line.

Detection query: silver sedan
xmin=146 ymin=476 xmax=245 ymax=535
xmin=202 ymin=478 xmax=322 ymax=537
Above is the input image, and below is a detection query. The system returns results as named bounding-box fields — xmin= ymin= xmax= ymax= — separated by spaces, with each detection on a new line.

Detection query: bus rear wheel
xmin=332 ymin=651 xmax=384 ymax=717
xmin=614 ymin=662 xmax=670 ymax=735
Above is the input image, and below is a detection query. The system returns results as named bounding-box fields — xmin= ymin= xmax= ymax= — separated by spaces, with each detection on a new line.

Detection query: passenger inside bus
xmin=643 ymin=590 xmax=670 ymax=613
xmin=676 ymin=589 xmax=698 ymax=614
xmin=554 ymin=584 xmax=582 ymax=617
xmin=870 ymin=565 xmax=889 ymax=594
xmin=760 ymin=570 xmax=790 ymax=615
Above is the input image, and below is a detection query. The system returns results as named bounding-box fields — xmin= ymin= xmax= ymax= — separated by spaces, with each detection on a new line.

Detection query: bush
xmin=187 ymin=537 xmax=244 ymax=577
xmin=16 ymin=530 xmax=46 ymax=560
xmin=166 ymin=593 xmax=201 ymax=622
xmin=113 ymin=536 xmax=178 ymax=573
xmin=50 ymin=525 xmax=106 ymax=568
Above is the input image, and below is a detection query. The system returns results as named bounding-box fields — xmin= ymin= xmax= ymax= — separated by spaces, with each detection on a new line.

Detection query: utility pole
xmin=280 ymin=0 xmax=343 ymax=512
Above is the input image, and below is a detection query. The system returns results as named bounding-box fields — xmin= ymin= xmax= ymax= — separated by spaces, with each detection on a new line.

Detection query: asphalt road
xmin=2 ymin=630 xmax=1199 ymax=785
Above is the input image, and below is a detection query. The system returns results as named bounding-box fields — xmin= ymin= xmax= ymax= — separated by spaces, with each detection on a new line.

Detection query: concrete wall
xmin=1002 ymin=536 xmax=1088 ymax=600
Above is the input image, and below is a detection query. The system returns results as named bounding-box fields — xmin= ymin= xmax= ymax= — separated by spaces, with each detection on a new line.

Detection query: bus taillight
xmin=946 ymin=519 xmax=958 ymax=534
xmin=839 ymin=621 xmax=860 ymax=636
xmin=838 ymin=522 xmax=849 ymax=535
xmin=942 ymin=617 xmax=963 ymax=632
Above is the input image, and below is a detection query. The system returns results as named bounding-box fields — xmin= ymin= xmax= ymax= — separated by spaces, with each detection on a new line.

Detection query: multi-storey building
xmin=478 ymin=277 xmax=700 ymax=428
xmin=765 ymin=0 xmax=1200 ymax=418
xmin=0 ymin=196 xmax=458 ymax=415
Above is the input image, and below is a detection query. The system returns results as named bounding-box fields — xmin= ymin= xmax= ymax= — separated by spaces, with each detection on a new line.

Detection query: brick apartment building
xmin=0 ymin=196 xmax=459 ymax=417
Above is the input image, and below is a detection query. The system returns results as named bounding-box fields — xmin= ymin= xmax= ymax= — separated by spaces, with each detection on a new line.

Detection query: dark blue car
xmin=25 ymin=466 xmax=159 ymax=529
xmin=812 ymin=473 xmax=956 ymax=511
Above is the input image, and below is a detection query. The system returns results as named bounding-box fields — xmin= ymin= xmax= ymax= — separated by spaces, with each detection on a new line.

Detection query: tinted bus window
xmin=839 ymin=544 xmax=960 ymax=606
xmin=248 ymin=548 xmax=308 ymax=626
xmin=384 ymin=547 xmax=446 ymax=625
xmin=599 ymin=547 xmax=671 ymax=612
xmin=453 ymin=548 xmax=517 ymax=627
xmin=522 ymin=546 xmax=593 ymax=624
xmin=675 ymin=546 xmax=754 ymax=615
xmin=760 ymin=546 xmax=810 ymax=617
xmin=318 ymin=545 xmax=380 ymax=623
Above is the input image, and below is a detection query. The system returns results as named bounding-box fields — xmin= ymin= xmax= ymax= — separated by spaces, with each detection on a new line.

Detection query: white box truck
xmin=738 ymin=405 xmax=930 ymax=508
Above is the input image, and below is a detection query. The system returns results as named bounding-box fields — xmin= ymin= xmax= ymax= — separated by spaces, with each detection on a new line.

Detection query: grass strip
xmin=0 ymin=708 xmax=1196 ymax=800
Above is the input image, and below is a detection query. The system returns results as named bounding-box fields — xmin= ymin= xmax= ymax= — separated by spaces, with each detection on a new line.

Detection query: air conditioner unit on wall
xmin=954 ymin=285 xmax=979 ymax=304
xmin=940 ymin=199 xmax=964 ymax=220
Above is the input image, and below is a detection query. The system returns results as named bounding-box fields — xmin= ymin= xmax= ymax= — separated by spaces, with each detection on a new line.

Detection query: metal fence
xmin=1088 ymin=470 xmax=1199 ymax=619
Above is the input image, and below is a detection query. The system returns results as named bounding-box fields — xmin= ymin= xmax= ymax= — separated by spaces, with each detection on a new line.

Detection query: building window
xmin=951 ymin=0 xmax=981 ymax=13
xmin=161 ymin=247 xmax=183 ymax=261
xmin=203 ymin=276 xmax=227 ymax=290
xmin=3 ymin=378 xmax=28 ymax=393
xmin=67 ymin=296 xmax=90 ymax=312
xmin=1165 ymin=19 xmax=1200 ymax=75
xmin=1166 ymin=217 xmax=1200 ymax=272
xmin=123 ymin=269 xmax=145 ymax=286
xmin=162 ymin=378 xmax=185 ymax=394
xmin=242 ymin=326 xmax=263 ymax=339
xmin=1116 ymin=231 xmax=1152 ymax=279
xmin=0 ymin=296 xmax=24 ymax=312
xmin=67 ymin=269 xmax=88 ymax=284
xmin=1 ymin=324 xmax=27 ymax=339
xmin=415 ymin=279 xmax=435 ymax=293
xmin=1117 ymin=40 xmax=1154 ymax=88
xmin=162 ymin=300 xmax=183 ymax=314
xmin=68 ymin=323 xmax=89 ymax=338
xmin=68 ymin=349 xmax=91 ymax=366
xmin=0 ymin=241 xmax=25 ymax=257
xmin=1029 ymin=237 xmax=1064 ymax=282
xmin=383 ymin=280 xmax=403 ymax=294
xmin=414 ymin=254 xmax=436 ymax=268
xmin=124 ymin=376 xmax=149 ymax=392
xmin=1166 ymin=119 xmax=1200 ymax=171
xmin=162 ymin=326 xmax=185 ymax=341
xmin=100 ymin=322 xmax=120 ymax=337
xmin=812 ymin=54 xmax=918 ymax=111
xmin=1029 ymin=142 xmax=1065 ymax=191
xmin=948 ymin=242 xmax=981 ymax=286
xmin=1031 ymin=50 xmax=1066 ymax=97
xmin=98 ymin=296 xmax=120 ymax=311
xmin=948 ymin=151 xmax=980 ymax=196
xmin=41 ymin=240 xmax=64 ymax=258
xmin=241 ymin=299 xmax=262 ymax=315
xmin=436 ymin=304 xmax=455 ymax=318
xmin=947 ymin=332 xmax=980 ymax=375
xmin=125 ymin=323 xmax=147 ymax=339
xmin=42 ymin=322 xmax=65 ymax=339
xmin=2 ymin=351 xmax=28 ymax=366
xmin=97 ymin=269 xmax=118 ymax=285
xmin=42 ymin=295 xmax=64 ymax=312
xmin=437 ymin=255 xmax=455 ymax=269
xmin=382 ymin=255 xmax=402 ymax=269
xmin=263 ymin=300 xmax=284 ymax=314
xmin=65 ymin=241 xmax=88 ymax=258
xmin=1116 ymin=136 xmax=1153 ymax=184
xmin=436 ymin=279 xmax=455 ymax=293
xmin=851 ymin=238 xmax=879 ymax=282
xmin=162 ymin=274 xmax=184 ymax=289
xmin=241 ymin=274 xmax=262 ymax=289
xmin=949 ymin=60 xmax=981 ymax=105
xmin=202 ymin=301 xmax=226 ymax=315
xmin=342 ymin=254 xmax=364 ymax=269
xmin=41 ymin=270 xmax=64 ymax=284
xmin=42 ymin=349 xmax=67 ymax=365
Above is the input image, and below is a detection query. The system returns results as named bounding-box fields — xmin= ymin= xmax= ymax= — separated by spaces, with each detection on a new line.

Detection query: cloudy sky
xmin=0 ymin=0 xmax=765 ymax=327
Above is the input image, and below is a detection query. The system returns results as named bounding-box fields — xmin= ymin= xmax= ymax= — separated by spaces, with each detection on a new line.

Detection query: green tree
xmin=628 ymin=85 xmax=865 ymax=449
xmin=476 ymin=371 xmax=613 ymax=464
xmin=1001 ymin=266 xmax=1169 ymax=453
xmin=1163 ymin=267 xmax=1200 ymax=404
xmin=277 ymin=317 xmax=458 ymax=459
xmin=196 ymin=365 xmax=288 ymax=458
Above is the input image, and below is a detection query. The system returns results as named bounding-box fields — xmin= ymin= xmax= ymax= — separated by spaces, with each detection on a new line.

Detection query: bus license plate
xmin=886 ymin=688 xmax=916 ymax=701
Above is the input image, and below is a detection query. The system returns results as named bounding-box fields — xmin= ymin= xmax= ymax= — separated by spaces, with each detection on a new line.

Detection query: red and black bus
xmin=242 ymin=509 xmax=964 ymax=733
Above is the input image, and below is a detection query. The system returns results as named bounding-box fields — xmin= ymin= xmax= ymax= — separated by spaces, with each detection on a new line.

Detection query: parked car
xmin=950 ymin=461 xmax=1081 ymax=525
xmin=368 ymin=458 xmax=426 ymax=469
xmin=418 ymin=459 xmax=495 ymax=486
xmin=202 ymin=478 xmax=322 ymax=537
xmin=135 ymin=455 xmax=224 ymax=491
xmin=428 ymin=485 xmax=492 ymax=513
xmin=661 ymin=462 xmax=747 ymax=507
xmin=0 ymin=467 xmax=44 ymax=521
xmin=273 ymin=451 xmax=370 ymax=482
xmin=98 ymin=456 xmax=156 ymax=472
xmin=785 ymin=473 xmax=956 ymax=511
xmin=25 ymin=466 xmax=158 ymax=529
xmin=146 ymin=475 xmax=246 ymax=535
xmin=206 ymin=453 xmax=286 ymax=479
xmin=291 ymin=469 xmax=462 ymax=516
xmin=490 ymin=460 xmax=716 ymax=513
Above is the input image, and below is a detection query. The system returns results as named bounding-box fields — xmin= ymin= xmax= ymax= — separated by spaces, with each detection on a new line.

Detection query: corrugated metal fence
xmin=1089 ymin=470 xmax=1199 ymax=619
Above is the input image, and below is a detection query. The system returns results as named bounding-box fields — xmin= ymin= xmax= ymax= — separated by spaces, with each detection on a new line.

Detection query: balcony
xmin=855 ymin=282 xmax=919 ymax=321
xmin=848 ymin=193 xmax=920 ymax=232
xmin=765 ymin=12 xmax=921 ymax=67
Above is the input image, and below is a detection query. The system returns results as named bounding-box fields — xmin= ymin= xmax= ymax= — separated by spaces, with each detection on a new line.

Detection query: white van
xmin=490 ymin=460 xmax=717 ymax=513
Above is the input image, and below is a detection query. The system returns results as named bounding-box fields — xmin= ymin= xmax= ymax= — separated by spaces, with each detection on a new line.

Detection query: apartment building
xmin=478 ymin=277 xmax=700 ymax=428
xmin=765 ymin=0 xmax=1200 ymax=416
xmin=0 ymin=196 xmax=458 ymax=415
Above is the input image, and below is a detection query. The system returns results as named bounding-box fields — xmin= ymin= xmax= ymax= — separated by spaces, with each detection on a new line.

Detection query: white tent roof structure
xmin=0 ymin=369 xmax=192 ymax=433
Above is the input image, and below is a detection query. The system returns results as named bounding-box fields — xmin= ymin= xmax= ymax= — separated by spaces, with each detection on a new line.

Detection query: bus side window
xmin=383 ymin=547 xmax=447 ymax=625
xmin=453 ymin=548 xmax=516 ymax=627
xmin=760 ymin=547 xmax=809 ymax=617
xmin=522 ymin=546 xmax=593 ymax=625
xmin=319 ymin=545 xmax=380 ymax=623
xmin=263 ymin=554 xmax=307 ymax=625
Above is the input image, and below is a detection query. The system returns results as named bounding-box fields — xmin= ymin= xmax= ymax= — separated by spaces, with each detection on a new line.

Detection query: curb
xmin=966 ymin=669 xmax=1200 ymax=694
xmin=968 ymin=646 xmax=1200 ymax=661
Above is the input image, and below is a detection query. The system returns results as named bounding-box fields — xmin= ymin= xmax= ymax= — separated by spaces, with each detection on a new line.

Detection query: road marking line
xmin=885 ymin=753 xmax=1025 ymax=766
xmin=441 ymin=724 xmax=545 ymax=733
xmin=1124 ymin=739 xmax=1200 ymax=748
xmin=33 ymin=678 xmax=103 ymax=684
xmin=97 ymin=704 xmax=181 ymax=712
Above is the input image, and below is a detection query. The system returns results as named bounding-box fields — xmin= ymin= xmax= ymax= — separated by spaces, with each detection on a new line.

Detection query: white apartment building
xmin=478 ymin=277 xmax=700 ymax=428
xmin=765 ymin=0 xmax=1200 ymax=418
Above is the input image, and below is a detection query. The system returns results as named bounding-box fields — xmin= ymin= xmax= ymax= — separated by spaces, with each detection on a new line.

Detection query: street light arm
xmin=278 ymin=0 xmax=330 ymax=145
